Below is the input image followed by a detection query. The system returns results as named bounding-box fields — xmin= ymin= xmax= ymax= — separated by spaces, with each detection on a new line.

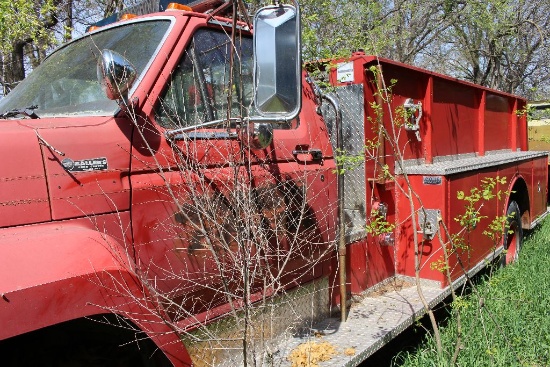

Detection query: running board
xmin=270 ymin=247 xmax=504 ymax=366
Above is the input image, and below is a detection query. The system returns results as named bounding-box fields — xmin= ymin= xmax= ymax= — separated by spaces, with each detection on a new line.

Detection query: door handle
xmin=292 ymin=148 xmax=323 ymax=162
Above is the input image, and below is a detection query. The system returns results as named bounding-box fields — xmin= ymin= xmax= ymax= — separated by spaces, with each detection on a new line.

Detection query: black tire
xmin=501 ymin=200 xmax=523 ymax=266
xmin=0 ymin=316 xmax=171 ymax=367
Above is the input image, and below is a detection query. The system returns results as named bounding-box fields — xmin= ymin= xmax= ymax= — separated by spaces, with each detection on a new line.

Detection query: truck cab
xmin=0 ymin=2 xmax=336 ymax=366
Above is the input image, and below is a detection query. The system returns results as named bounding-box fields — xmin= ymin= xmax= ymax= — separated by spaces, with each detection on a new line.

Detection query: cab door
xmin=130 ymin=23 xmax=336 ymax=323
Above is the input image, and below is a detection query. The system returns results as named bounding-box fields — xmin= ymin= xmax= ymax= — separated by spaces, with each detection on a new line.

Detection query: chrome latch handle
xmin=403 ymin=98 xmax=423 ymax=141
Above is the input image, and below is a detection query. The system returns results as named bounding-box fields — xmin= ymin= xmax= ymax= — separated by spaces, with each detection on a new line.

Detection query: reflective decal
xmin=337 ymin=61 xmax=354 ymax=83
xmin=423 ymin=176 xmax=442 ymax=185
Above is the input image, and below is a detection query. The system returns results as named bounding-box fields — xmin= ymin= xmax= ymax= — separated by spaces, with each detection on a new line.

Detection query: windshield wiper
xmin=0 ymin=105 xmax=40 ymax=119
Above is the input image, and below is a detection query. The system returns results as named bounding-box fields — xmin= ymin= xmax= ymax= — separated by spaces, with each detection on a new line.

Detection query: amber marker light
xmin=120 ymin=13 xmax=138 ymax=21
xmin=166 ymin=3 xmax=193 ymax=11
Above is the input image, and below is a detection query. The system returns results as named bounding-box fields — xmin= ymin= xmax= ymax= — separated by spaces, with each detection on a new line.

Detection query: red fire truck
xmin=0 ymin=0 xmax=547 ymax=366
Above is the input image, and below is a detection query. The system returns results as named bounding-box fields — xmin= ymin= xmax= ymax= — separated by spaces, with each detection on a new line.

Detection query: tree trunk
xmin=4 ymin=42 xmax=27 ymax=91
xmin=65 ymin=0 xmax=73 ymax=42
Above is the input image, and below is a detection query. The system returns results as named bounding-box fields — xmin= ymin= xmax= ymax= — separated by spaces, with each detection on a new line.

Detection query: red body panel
xmin=431 ymin=79 xmax=478 ymax=157
xmin=331 ymin=54 xmax=528 ymax=164
xmin=37 ymin=116 xmax=133 ymax=219
xmin=394 ymin=158 xmax=547 ymax=285
xmin=531 ymin=158 xmax=548 ymax=217
xmin=0 ymin=122 xmax=50 ymax=227
xmin=129 ymin=21 xmax=338 ymax=324
xmin=328 ymin=54 xmax=546 ymax=294
xmin=346 ymin=236 xmax=395 ymax=293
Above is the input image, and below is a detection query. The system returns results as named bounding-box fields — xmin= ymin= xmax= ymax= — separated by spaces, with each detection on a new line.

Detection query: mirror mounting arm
xmin=115 ymin=96 xmax=140 ymax=118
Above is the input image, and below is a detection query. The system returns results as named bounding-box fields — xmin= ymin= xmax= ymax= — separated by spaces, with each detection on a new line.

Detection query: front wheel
xmin=501 ymin=200 xmax=523 ymax=266
xmin=0 ymin=316 xmax=172 ymax=367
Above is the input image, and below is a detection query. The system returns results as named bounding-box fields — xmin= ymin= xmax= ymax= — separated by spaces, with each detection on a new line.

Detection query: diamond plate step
xmin=272 ymin=280 xmax=450 ymax=367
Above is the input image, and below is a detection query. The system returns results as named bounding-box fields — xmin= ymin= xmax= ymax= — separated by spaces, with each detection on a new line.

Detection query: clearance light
xmin=120 ymin=13 xmax=138 ymax=21
xmin=87 ymin=25 xmax=100 ymax=32
xmin=166 ymin=3 xmax=193 ymax=11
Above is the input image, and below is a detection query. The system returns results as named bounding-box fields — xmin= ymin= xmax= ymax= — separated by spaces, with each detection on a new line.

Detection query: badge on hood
xmin=61 ymin=157 xmax=108 ymax=172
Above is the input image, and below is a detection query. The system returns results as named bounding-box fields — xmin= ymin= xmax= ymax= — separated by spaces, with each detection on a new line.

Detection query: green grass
xmin=395 ymin=218 xmax=550 ymax=367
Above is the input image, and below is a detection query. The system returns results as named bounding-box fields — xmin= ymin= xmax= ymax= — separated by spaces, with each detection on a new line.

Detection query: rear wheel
xmin=502 ymin=200 xmax=523 ymax=266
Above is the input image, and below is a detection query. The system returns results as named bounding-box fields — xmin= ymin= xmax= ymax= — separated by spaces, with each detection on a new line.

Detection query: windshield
xmin=0 ymin=19 xmax=171 ymax=117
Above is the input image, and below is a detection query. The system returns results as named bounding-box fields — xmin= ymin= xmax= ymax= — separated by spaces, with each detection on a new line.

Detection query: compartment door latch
xmin=403 ymin=98 xmax=423 ymax=141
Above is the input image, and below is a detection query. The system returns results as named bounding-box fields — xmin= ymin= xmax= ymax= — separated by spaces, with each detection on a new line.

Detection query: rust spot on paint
xmin=1 ymin=198 xmax=48 ymax=207
xmin=171 ymin=181 xmax=320 ymax=258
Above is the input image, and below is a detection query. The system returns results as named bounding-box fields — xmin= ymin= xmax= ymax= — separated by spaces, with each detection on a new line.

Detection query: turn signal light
xmin=120 ymin=13 xmax=137 ymax=20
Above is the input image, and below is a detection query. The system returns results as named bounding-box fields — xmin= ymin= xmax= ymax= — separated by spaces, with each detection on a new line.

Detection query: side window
xmin=156 ymin=29 xmax=254 ymax=129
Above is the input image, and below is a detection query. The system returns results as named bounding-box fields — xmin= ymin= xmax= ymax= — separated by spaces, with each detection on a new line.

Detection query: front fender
xmin=0 ymin=214 xmax=192 ymax=366
xmin=0 ymin=218 xmax=129 ymax=338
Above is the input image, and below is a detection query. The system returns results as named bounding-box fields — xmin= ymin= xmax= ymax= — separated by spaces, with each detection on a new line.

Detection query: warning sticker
xmin=337 ymin=62 xmax=354 ymax=83
xmin=62 ymin=157 xmax=108 ymax=172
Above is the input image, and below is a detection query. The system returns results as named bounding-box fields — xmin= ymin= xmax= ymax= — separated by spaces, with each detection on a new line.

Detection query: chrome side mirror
xmin=97 ymin=49 xmax=137 ymax=101
xmin=239 ymin=122 xmax=273 ymax=150
xmin=253 ymin=3 xmax=301 ymax=120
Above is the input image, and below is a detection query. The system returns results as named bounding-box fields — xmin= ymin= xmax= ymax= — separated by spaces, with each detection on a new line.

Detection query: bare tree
xmin=441 ymin=0 xmax=550 ymax=99
xmin=301 ymin=0 xmax=550 ymax=100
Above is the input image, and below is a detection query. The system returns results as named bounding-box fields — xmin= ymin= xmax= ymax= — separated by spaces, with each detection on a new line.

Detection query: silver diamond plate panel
xmin=271 ymin=280 xmax=445 ymax=367
xmin=401 ymin=150 xmax=548 ymax=175
xmin=194 ymin=278 xmax=330 ymax=367
xmin=322 ymin=84 xmax=367 ymax=242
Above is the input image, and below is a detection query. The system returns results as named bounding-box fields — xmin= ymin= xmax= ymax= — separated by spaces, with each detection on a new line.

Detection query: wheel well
xmin=0 ymin=314 xmax=172 ymax=367
xmin=509 ymin=177 xmax=530 ymax=229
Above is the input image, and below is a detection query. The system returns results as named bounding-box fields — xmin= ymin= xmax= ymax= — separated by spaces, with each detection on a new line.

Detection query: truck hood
xmin=32 ymin=115 xmax=133 ymax=221
xmin=0 ymin=120 xmax=51 ymax=227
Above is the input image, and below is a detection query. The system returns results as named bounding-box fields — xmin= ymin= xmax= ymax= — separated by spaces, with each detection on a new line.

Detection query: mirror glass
xmin=253 ymin=4 xmax=301 ymax=119
xmin=97 ymin=49 xmax=137 ymax=101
